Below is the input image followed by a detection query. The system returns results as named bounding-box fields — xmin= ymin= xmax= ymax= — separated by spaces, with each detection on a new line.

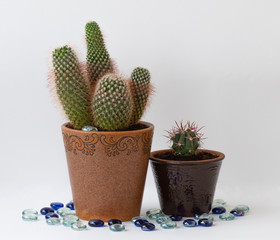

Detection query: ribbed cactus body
xmin=86 ymin=21 xmax=113 ymax=86
xmin=130 ymin=67 xmax=151 ymax=125
xmin=52 ymin=46 xmax=92 ymax=129
xmin=92 ymin=74 xmax=133 ymax=130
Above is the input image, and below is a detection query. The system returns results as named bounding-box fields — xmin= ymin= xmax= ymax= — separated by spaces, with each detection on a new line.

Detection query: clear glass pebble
xmin=46 ymin=217 xmax=61 ymax=225
xmin=109 ymin=223 xmax=125 ymax=232
xmin=213 ymin=199 xmax=226 ymax=206
xmin=160 ymin=221 xmax=177 ymax=229
xmin=235 ymin=205 xmax=249 ymax=213
xmin=22 ymin=209 xmax=38 ymax=216
xmin=146 ymin=208 xmax=162 ymax=216
xmin=156 ymin=216 xmax=172 ymax=224
xmin=63 ymin=215 xmax=79 ymax=227
xmin=71 ymin=221 xmax=87 ymax=231
xmin=57 ymin=207 xmax=76 ymax=217
xmin=22 ymin=214 xmax=38 ymax=221
xmin=82 ymin=126 xmax=98 ymax=131
xmin=198 ymin=213 xmax=214 ymax=222
xmin=219 ymin=213 xmax=235 ymax=221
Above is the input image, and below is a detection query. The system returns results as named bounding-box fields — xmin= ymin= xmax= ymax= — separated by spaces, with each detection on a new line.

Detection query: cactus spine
xmin=167 ymin=121 xmax=203 ymax=157
xmin=130 ymin=67 xmax=151 ymax=125
xmin=92 ymin=74 xmax=133 ymax=130
xmin=52 ymin=46 xmax=92 ymax=129
xmin=86 ymin=21 xmax=113 ymax=87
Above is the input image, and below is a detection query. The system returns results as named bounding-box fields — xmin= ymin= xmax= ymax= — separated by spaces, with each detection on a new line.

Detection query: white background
xmin=1 ymin=0 xmax=280 ymax=239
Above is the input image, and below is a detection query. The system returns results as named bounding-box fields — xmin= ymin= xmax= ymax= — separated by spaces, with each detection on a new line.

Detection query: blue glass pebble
xmin=230 ymin=209 xmax=245 ymax=216
xmin=66 ymin=202 xmax=75 ymax=210
xmin=169 ymin=214 xmax=182 ymax=221
xmin=88 ymin=219 xmax=104 ymax=227
xmin=40 ymin=207 xmax=55 ymax=215
xmin=134 ymin=219 xmax=149 ymax=227
xmin=108 ymin=219 xmax=122 ymax=226
xmin=109 ymin=224 xmax=125 ymax=232
xmin=212 ymin=206 xmax=226 ymax=214
xmin=183 ymin=219 xmax=197 ymax=227
xmin=198 ymin=218 xmax=213 ymax=227
xmin=131 ymin=216 xmax=146 ymax=223
xmin=198 ymin=213 xmax=214 ymax=222
xmin=45 ymin=213 xmax=59 ymax=219
xmin=141 ymin=222 xmax=155 ymax=231
xmin=194 ymin=211 xmax=205 ymax=220
xmin=50 ymin=202 xmax=64 ymax=211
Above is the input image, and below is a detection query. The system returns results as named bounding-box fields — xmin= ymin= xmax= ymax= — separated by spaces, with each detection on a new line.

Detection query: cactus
xmin=86 ymin=21 xmax=113 ymax=87
xmin=51 ymin=21 xmax=151 ymax=131
xmin=52 ymin=46 xmax=92 ymax=129
xmin=167 ymin=121 xmax=204 ymax=157
xmin=130 ymin=67 xmax=151 ymax=125
xmin=92 ymin=74 xmax=133 ymax=130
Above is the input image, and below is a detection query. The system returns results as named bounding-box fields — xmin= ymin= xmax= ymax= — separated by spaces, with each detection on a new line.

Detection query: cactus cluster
xmin=51 ymin=21 xmax=151 ymax=130
xmin=167 ymin=121 xmax=204 ymax=157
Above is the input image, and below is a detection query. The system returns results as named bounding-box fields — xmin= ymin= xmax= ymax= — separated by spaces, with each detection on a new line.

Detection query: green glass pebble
xmin=109 ymin=223 xmax=125 ymax=232
xmin=82 ymin=126 xmax=98 ymax=131
xmin=131 ymin=216 xmax=146 ymax=223
xmin=213 ymin=199 xmax=226 ymax=206
xmin=22 ymin=209 xmax=38 ymax=216
xmin=63 ymin=215 xmax=79 ymax=227
xmin=219 ymin=213 xmax=235 ymax=221
xmin=71 ymin=221 xmax=87 ymax=231
xmin=57 ymin=207 xmax=76 ymax=217
xmin=156 ymin=216 xmax=172 ymax=224
xmin=198 ymin=213 xmax=214 ymax=222
xmin=22 ymin=214 xmax=38 ymax=221
xmin=160 ymin=221 xmax=177 ymax=229
xmin=46 ymin=217 xmax=61 ymax=225
xmin=235 ymin=205 xmax=249 ymax=213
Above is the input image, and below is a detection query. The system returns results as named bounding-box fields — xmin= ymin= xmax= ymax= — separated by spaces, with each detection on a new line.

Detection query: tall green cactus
xmin=130 ymin=67 xmax=151 ymax=125
xmin=86 ymin=21 xmax=113 ymax=87
xmin=92 ymin=74 xmax=133 ymax=130
xmin=52 ymin=46 xmax=92 ymax=129
xmin=167 ymin=122 xmax=203 ymax=157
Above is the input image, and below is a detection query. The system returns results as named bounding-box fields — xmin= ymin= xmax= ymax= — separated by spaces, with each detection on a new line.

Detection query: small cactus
xmin=52 ymin=46 xmax=92 ymax=129
xmin=86 ymin=21 xmax=114 ymax=87
xmin=92 ymin=74 xmax=133 ymax=130
xmin=130 ymin=67 xmax=151 ymax=125
xmin=167 ymin=121 xmax=204 ymax=157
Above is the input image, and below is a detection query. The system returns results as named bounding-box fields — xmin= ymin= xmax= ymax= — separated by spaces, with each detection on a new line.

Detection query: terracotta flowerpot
xmin=150 ymin=149 xmax=225 ymax=217
xmin=61 ymin=121 xmax=154 ymax=221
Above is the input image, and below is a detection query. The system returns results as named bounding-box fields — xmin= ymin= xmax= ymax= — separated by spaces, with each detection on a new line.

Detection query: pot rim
xmin=150 ymin=149 xmax=225 ymax=165
xmin=61 ymin=121 xmax=154 ymax=134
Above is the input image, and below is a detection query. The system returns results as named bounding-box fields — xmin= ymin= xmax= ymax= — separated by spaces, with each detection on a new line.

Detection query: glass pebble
xmin=108 ymin=219 xmax=122 ymax=226
xmin=63 ymin=215 xmax=79 ymax=227
xmin=109 ymin=223 xmax=125 ymax=232
xmin=45 ymin=213 xmax=59 ymax=219
xmin=46 ymin=217 xmax=61 ymax=225
xmin=134 ymin=219 xmax=149 ymax=227
xmin=66 ymin=202 xmax=75 ymax=210
xmin=57 ymin=207 xmax=76 ymax=217
xmin=213 ymin=199 xmax=226 ymax=206
xmin=131 ymin=216 xmax=146 ymax=223
xmin=40 ymin=207 xmax=55 ymax=215
xmin=230 ymin=209 xmax=245 ymax=217
xmin=198 ymin=218 xmax=213 ymax=227
xmin=194 ymin=211 xmax=205 ymax=219
xmin=88 ymin=219 xmax=104 ymax=227
xmin=141 ymin=222 xmax=155 ymax=231
xmin=219 ymin=213 xmax=235 ymax=221
xmin=22 ymin=209 xmax=38 ymax=216
xmin=169 ymin=214 xmax=182 ymax=221
xmin=22 ymin=214 xmax=38 ymax=221
xmin=50 ymin=202 xmax=64 ymax=211
xmin=82 ymin=126 xmax=98 ymax=131
xmin=235 ymin=205 xmax=249 ymax=213
xmin=212 ymin=206 xmax=226 ymax=214
xmin=198 ymin=213 xmax=214 ymax=222
xmin=148 ymin=212 xmax=165 ymax=220
xmin=183 ymin=219 xmax=197 ymax=227
xmin=156 ymin=216 xmax=172 ymax=224
xmin=146 ymin=208 xmax=162 ymax=216
xmin=71 ymin=221 xmax=87 ymax=231
xmin=160 ymin=221 xmax=177 ymax=229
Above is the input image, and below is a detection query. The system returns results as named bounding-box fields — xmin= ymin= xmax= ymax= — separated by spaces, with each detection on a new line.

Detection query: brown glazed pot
xmin=150 ymin=149 xmax=224 ymax=217
xmin=61 ymin=121 xmax=154 ymax=221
